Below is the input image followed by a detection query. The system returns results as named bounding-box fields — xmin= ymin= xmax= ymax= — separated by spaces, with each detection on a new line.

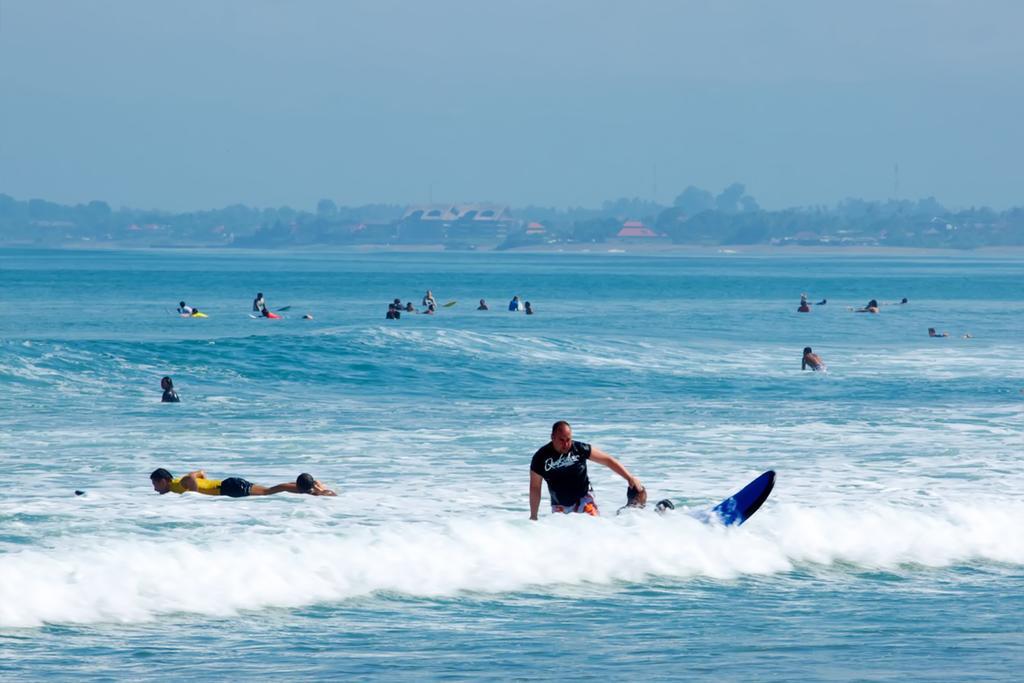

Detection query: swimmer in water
xmin=422 ymin=290 xmax=437 ymax=309
xmin=160 ymin=376 xmax=180 ymax=403
xmin=802 ymin=347 xmax=826 ymax=371
xmin=928 ymin=327 xmax=949 ymax=337
xmin=855 ymin=299 xmax=879 ymax=313
xmin=477 ymin=299 xmax=489 ymax=310
xmin=177 ymin=301 xmax=194 ymax=315
xmin=150 ymin=469 xmax=336 ymax=497
xmin=509 ymin=295 xmax=522 ymax=312
xmin=525 ymin=301 xmax=534 ymax=315
xmin=302 ymin=313 xmax=314 ymax=320
xmin=252 ymin=292 xmax=265 ymax=313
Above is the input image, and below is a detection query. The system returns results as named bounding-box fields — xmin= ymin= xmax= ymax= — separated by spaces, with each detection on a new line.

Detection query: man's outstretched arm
xmin=260 ymin=481 xmax=337 ymax=496
xmin=589 ymin=448 xmax=644 ymax=491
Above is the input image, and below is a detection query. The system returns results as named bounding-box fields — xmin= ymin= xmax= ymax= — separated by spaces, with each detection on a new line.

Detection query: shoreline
xmin=3 ymin=242 xmax=1024 ymax=258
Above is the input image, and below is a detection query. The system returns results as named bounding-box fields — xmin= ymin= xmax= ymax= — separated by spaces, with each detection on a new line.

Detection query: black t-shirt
xmin=530 ymin=440 xmax=592 ymax=506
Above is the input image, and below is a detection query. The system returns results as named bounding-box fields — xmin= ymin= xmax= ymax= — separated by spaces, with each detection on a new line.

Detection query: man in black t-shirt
xmin=529 ymin=420 xmax=645 ymax=519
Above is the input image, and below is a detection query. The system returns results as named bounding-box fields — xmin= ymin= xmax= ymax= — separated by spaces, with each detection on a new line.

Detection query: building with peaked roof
xmin=399 ymin=203 xmax=517 ymax=245
xmin=616 ymin=220 xmax=659 ymax=238
xmin=402 ymin=204 xmax=512 ymax=223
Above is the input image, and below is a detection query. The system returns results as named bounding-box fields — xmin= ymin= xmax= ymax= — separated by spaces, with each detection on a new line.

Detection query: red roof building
xmin=616 ymin=220 xmax=658 ymax=238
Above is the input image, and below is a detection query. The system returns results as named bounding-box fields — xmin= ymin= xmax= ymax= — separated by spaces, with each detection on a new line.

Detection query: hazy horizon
xmin=2 ymin=0 xmax=1022 ymax=212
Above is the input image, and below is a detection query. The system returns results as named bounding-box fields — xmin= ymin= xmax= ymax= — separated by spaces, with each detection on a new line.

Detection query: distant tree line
xmin=1 ymin=185 xmax=1022 ymax=249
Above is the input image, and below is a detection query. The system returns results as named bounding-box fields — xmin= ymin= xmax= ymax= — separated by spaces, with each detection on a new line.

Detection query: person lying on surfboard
xmin=529 ymin=420 xmax=645 ymax=519
xmin=802 ymin=346 xmax=826 ymax=371
xmin=150 ymin=468 xmax=336 ymax=497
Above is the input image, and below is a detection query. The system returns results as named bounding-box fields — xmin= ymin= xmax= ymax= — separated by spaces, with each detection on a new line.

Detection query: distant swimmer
xmin=405 ymin=302 xmax=416 ymax=313
xmin=386 ymin=303 xmax=401 ymax=320
xmin=150 ymin=468 xmax=336 ymax=497
xmin=422 ymin=290 xmax=437 ymax=309
xmin=252 ymin=292 xmax=265 ymax=313
xmin=302 ymin=313 xmax=314 ymax=320
xmin=477 ymin=299 xmax=489 ymax=311
xmin=177 ymin=301 xmax=194 ymax=315
xmin=509 ymin=295 xmax=522 ymax=312
xmin=802 ymin=347 xmax=826 ymax=371
xmin=160 ymin=376 xmax=180 ymax=402
xmin=928 ymin=327 xmax=949 ymax=337
xmin=855 ymin=299 xmax=879 ymax=313
xmin=525 ymin=301 xmax=534 ymax=315
xmin=529 ymin=421 xmax=645 ymax=520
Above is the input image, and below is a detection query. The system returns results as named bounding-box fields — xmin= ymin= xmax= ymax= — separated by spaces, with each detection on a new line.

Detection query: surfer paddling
xmin=802 ymin=346 xmax=826 ymax=371
xmin=150 ymin=469 xmax=336 ymax=497
xmin=529 ymin=421 xmax=645 ymax=519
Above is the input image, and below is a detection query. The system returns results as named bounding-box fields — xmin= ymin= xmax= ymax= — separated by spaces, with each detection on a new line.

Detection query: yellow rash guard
xmin=169 ymin=476 xmax=222 ymax=495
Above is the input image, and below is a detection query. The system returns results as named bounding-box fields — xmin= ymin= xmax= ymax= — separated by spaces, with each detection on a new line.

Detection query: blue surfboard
xmin=707 ymin=470 xmax=776 ymax=526
xmin=681 ymin=470 xmax=776 ymax=526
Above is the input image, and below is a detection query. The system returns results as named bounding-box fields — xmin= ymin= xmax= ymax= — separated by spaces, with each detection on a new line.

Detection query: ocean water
xmin=0 ymin=247 xmax=1022 ymax=680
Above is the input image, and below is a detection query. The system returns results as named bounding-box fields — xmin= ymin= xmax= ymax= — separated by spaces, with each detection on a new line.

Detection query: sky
xmin=1 ymin=0 xmax=1022 ymax=212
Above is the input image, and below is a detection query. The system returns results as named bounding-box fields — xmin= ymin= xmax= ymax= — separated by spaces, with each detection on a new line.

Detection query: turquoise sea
xmin=1 ymin=248 xmax=1022 ymax=680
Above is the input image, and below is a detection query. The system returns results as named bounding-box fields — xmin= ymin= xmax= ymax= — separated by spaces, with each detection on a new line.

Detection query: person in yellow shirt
xmin=149 ymin=468 xmax=335 ymax=497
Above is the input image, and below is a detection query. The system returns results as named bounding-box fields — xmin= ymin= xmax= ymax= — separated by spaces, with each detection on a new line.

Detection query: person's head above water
xmin=150 ymin=467 xmax=173 ymax=494
xmin=161 ymin=376 xmax=173 ymax=390
xmin=179 ymin=301 xmax=186 ymax=308
xmin=551 ymin=420 xmax=573 ymax=454
xmin=803 ymin=347 xmax=813 ymax=355
xmin=296 ymin=472 xmax=316 ymax=493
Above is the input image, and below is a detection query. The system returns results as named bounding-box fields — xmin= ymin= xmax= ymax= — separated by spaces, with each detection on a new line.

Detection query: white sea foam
xmin=2 ymin=500 xmax=1021 ymax=628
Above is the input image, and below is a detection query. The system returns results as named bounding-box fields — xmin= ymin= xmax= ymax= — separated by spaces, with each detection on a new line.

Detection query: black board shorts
xmin=220 ymin=477 xmax=253 ymax=498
